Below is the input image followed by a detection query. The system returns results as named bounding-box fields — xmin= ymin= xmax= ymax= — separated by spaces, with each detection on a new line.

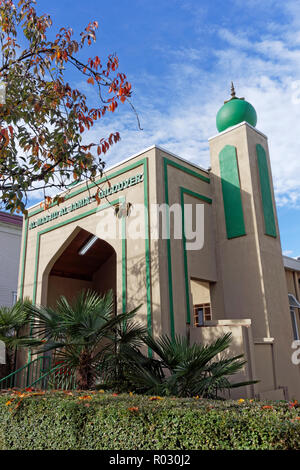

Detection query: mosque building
xmin=17 ymin=85 xmax=300 ymax=399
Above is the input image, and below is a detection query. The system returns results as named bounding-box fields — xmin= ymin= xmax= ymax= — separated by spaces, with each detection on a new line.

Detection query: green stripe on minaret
xmin=256 ymin=144 xmax=277 ymax=238
xmin=219 ymin=145 xmax=246 ymax=239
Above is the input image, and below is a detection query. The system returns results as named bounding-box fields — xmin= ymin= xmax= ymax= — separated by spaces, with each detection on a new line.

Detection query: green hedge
xmin=0 ymin=392 xmax=300 ymax=450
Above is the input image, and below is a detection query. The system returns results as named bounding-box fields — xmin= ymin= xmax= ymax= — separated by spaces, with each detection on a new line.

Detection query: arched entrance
xmin=47 ymin=228 xmax=116 ymax=308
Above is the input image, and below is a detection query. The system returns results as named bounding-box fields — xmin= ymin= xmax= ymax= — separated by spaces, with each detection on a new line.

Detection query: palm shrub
xmin=24 ymin=289 xmax=257 ymax=396
xmin=0 ymin=299 xmax=38 ymax=376
xmin=124 ymin=332 xmax=257 ymax=398
xmin=98 ymin=318 xmax=158 ymax=392
xmin=26 ymin=289 xmax=145 ymax=390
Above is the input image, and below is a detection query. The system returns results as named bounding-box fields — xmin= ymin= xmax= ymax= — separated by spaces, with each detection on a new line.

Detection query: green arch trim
xmin=256 ymin=144 xmax=277 ymax=238
xmin=31 ymin=197 xmax=126 ymax=307
xmin=163 ymin=157 xmax=210 ymax=339
xmin=28 ymin=197 xmax=126 ymax=364
xmin=180 ymin=187 xmax=212 ymax=324
xmin=20 ymin=158 xmax=153 ymax=359
xmin=219 ymin=145 xmax=246 ymax=239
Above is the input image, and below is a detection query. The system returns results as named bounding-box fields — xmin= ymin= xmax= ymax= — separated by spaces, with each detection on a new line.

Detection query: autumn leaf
xmin=0 ymin=1 xmax=135 ymax=213
xmin=95 ymin=193 xmax=101 ymax=205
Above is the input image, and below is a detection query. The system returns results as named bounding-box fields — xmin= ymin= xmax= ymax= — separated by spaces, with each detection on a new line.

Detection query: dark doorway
xmin=47 ymin=228 xmax=116 ymax=307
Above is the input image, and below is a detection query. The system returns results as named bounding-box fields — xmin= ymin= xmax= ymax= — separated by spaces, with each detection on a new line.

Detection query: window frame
xmin=288 ymin=293 xmax=300 ymax=341
xmin=193 ymin=302 xmax=211 ymax=327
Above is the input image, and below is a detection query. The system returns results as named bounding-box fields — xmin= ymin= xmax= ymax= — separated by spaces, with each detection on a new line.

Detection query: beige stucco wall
xmin=190 ymin=280 xmax=210 ymax=305
xmin=190 ymin=319 xmax=258 ymax=399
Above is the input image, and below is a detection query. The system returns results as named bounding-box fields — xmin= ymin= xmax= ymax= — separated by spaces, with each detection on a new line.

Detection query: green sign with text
xmin=29 ymin=172 xmax=144 ymax=230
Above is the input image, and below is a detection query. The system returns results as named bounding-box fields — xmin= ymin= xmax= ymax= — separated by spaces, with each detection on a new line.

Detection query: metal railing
xmin=0 ymin=356 xmax=76 ymax=390
xmin=30 ymin=363 xmax=76 ymax=390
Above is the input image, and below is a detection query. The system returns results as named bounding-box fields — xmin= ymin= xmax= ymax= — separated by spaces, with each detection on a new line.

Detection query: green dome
xmin=216 ymin=85 xmax=257 ymax=132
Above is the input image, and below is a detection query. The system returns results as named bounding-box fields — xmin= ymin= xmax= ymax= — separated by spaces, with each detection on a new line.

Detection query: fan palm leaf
xmin=131 ymin=332 xmax=257 ymax=398
xmin=25 ymin=289 xmax=144 ymax=389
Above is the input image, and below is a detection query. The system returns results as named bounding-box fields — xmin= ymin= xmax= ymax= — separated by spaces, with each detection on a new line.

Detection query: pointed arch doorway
xmin=47 ymin=228 xmax=117 ymax=308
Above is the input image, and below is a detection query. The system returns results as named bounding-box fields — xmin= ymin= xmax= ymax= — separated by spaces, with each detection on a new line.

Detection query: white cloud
xmin=92 ymin=1 xmax=300 ymax=208
xmin=26 ymin=0 xmax=300 ymax=211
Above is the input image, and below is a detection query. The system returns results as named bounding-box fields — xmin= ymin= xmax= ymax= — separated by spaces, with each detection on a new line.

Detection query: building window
xmin=194 ymin=303 xmax=211 ymax=326
xmin=288 ymin=294 xmax=300 ymax=341
xmin=290 ymin=308 xmax=299 ymax=341
xmin=12 ymin=291 xmax=17 ymax=305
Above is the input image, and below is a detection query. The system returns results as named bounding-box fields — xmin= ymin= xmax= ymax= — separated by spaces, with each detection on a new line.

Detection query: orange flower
xmin=261 ymin=405 xmax=273 ymax=410
xmin=128 ymin=406 xmax=139 ymax=413
xmin=149 ymin=396 xmax=163 ymax=401
xmin=129 ymin=392 xmax=134 ymax=396
xmin=78 ymin=395 xmax=92 ymax=400
xmin=5 ymin=400 xmax=12 ymax=406
xmin=238 ymin=399 xmax=245 ymax=404
xmin=289 ymin=400 xmax=299 ymax=408
xmin=290 ymin=417 xmax=300 ymax=423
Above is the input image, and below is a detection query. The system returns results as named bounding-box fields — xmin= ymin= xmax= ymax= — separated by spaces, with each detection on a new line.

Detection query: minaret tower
xmin=209 ymin=84 xmax=299 ymax=398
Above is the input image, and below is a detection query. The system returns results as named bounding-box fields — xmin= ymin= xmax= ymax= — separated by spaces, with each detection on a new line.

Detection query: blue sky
xmin=32 ymin=0 xmax=300 ymax=257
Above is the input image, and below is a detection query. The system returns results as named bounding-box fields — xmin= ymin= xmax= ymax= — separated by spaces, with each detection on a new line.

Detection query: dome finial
xmin=231 ymin=81 xmax=236 ymax=99
xmin=224 ymin=82 xmax=244 ymax=104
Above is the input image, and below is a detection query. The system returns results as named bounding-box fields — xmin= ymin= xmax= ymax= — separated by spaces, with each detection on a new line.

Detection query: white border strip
xmin=208 ymin=121 xmax=268 ymax=141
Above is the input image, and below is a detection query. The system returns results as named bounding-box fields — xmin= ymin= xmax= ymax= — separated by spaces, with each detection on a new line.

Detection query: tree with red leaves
xmin=0 ymin=0 xmax=137 ymax=213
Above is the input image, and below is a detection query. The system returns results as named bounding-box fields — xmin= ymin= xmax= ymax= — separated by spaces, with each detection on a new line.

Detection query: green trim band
xmin=256 ymin=144 xmax=277 ymax=238
xmin=219 ymin=145 xmax=246 ymax=239
xmin=163 ymin=157 xmax=210 ymax=339
xmin=180 ymin=188 xmax=212 ymax=324
xmin=163 ymin=157 xmax=210 ymax=184
xmin=143 ymin=160 xmax=152 ymax=357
